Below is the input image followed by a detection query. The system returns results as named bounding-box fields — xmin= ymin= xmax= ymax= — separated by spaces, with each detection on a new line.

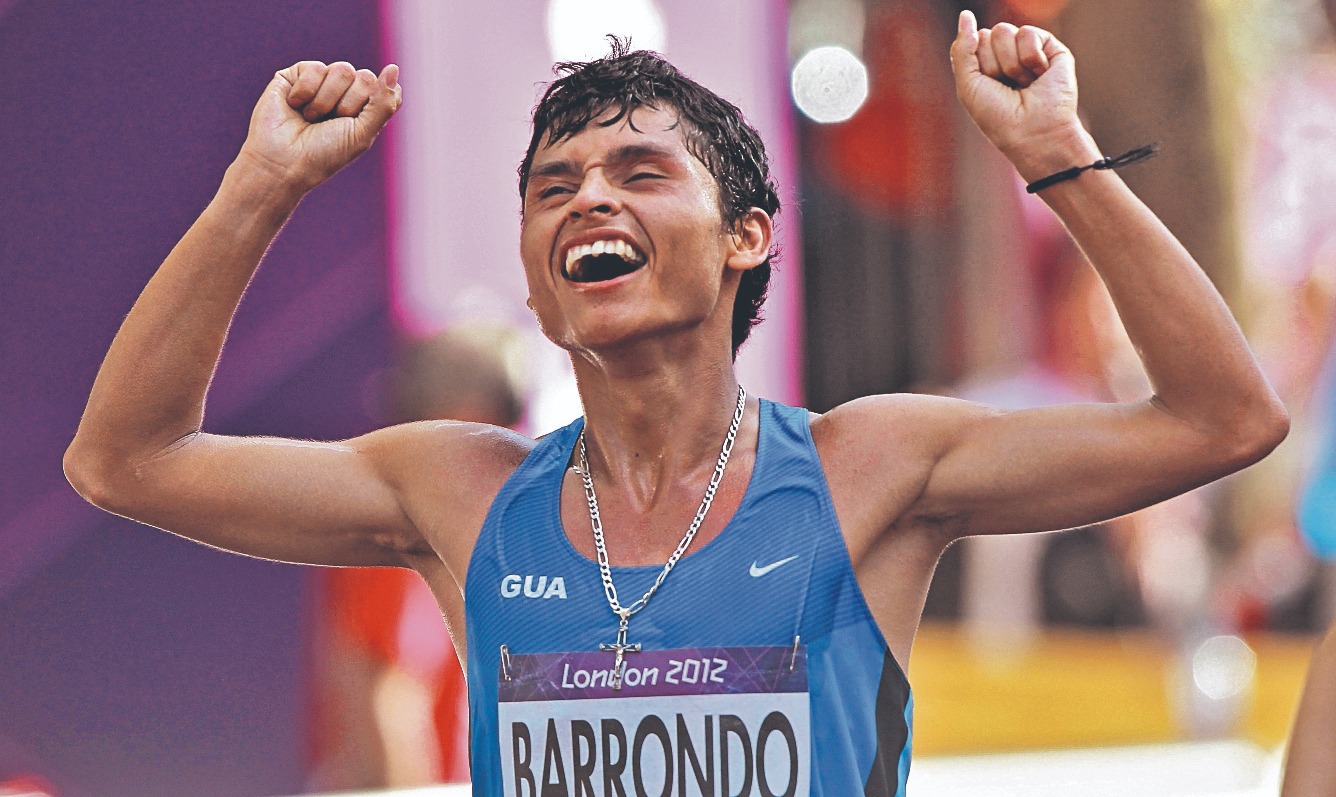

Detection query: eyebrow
xmin=528 ymin=143 xmax=681 ymax=183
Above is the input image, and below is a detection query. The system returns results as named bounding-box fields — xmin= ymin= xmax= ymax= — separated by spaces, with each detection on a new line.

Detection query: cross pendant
xmin=599 ymin=615 xmax=641 ymax=690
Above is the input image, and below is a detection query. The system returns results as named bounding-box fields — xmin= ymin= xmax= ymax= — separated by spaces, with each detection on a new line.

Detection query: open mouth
xmin=562 ymin=239 xmax=647 ymax=284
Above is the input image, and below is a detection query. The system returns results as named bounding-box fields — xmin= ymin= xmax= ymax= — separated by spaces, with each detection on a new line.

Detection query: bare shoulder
xmin=809 ymin=393 xmax=998 ymax=548
xmin=358 ymin=419 xmax=535 ymax=565
xmin=361 ymin=417 xmax=533 ymax=473
xmin=811 ymin=392 xmax=997 ymax=481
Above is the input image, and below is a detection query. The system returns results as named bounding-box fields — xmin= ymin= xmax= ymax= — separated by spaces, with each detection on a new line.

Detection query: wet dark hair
xmin=518 ymin=38 xmax=781 ymax=358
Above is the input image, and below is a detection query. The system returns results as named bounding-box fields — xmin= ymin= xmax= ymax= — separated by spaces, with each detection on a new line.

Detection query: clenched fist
xmin=237 ymin=61 xmax=402 ymax=193
xmin=950 ymin=11 xmax=1095 ymax=180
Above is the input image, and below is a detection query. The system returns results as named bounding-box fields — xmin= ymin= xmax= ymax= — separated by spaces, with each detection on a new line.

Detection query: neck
xmin=572 ymin=334 xmax=742 ymax=509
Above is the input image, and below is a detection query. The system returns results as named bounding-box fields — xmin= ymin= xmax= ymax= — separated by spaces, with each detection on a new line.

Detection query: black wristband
xmin=1025 ymin=144 xmax=1159 ymax=194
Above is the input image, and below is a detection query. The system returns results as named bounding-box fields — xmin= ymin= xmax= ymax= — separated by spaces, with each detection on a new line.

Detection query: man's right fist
xmin=238 ymin=61 xmax=402 ymax=193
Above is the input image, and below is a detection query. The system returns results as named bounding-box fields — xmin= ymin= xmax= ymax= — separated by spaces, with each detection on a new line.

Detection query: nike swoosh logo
xmin=750 ymin=556 xmax=799 ymax=577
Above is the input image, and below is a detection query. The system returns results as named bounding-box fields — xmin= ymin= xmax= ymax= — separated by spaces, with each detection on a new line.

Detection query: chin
xmin=533 ymin=284 xmax=722 ymax=355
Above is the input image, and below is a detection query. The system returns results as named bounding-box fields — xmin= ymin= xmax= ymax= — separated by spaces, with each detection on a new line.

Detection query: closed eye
xmin=627 ymin=172 xmax=664 ymax=183
xmin=539 ymin=185 xmax=573 ymax=199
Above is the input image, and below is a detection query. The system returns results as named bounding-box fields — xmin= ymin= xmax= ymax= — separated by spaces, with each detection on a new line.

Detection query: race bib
xmin=498 ymin=645 xmax=810 ymax=797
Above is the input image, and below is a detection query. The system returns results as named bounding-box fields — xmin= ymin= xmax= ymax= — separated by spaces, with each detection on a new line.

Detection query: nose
xmin=567 ymin=169 xmax=621 ymax=220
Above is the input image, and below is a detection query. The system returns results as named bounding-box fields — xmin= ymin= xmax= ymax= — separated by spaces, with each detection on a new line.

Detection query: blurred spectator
xmin=1236 ymin=0 xmax=1336 ymax=629
xmin=1292 ymin=0 xmax=1336 ymax=602
xmin=306 ymin=323 xmax=525 ymax=790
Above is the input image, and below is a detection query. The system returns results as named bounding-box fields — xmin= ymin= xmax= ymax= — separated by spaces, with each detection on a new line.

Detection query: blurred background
xmin=3 ymin=0 xmax=1335 ymax=794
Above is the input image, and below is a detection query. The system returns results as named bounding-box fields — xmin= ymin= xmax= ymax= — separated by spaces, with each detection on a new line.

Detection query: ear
xmin=725 ymin=208 xmax=773 ymax=273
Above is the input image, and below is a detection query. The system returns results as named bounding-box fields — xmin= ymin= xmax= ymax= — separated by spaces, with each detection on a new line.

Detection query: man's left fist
xmin=949 ymin=10 xmax=1085 ymax=167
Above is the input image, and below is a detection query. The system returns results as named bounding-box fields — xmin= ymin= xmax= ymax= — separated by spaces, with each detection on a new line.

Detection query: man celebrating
xmin=65 ymin=11 xmax=1287 ymax=796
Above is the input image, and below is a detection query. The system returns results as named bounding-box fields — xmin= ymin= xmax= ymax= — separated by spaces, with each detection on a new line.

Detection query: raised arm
xmin=818 ymin=12 xmax=1287 ymax=542
xmin=64 ymin=62 xmax=516 ymax=568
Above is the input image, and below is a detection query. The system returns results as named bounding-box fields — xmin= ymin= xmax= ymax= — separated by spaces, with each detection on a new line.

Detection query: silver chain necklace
xmin=576 ymin=384 xmax=747 ymax=689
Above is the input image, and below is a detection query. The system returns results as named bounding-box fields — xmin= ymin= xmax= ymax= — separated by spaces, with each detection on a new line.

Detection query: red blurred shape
xmin=818 ymin=2 xmax=955 ymax=218
xmin=0 ymin=774 xmax=57 ymax=797
xmin=999 ymin=0 xmax=1070 ymax=25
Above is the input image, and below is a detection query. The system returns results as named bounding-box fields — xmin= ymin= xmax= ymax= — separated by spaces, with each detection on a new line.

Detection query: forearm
xmin=1282 ymin=625 xmax=1336 ymax=797
xmin=67 ymin=159 xmax=303 ymax=480
xmin=1013 ymin=128 xmax=1286 ymax=443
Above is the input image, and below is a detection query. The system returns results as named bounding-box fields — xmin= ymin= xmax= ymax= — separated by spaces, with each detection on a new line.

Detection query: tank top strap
xmin=466 ymin=415 xmax=583 ymax=585
xmin=758 ymin=400 xmax=825 ymax=473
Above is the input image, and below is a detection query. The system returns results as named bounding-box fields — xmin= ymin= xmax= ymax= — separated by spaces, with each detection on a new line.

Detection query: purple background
xmin=0 ymin=1 xmax=390 ymax=794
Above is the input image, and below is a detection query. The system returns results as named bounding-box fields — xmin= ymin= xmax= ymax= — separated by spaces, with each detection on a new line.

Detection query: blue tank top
xmin=465 ymin=399 xmax=912 ymax=796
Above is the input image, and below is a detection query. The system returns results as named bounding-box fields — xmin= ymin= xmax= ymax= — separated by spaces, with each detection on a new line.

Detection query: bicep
xmin=104 ymin=427 xmax=427 ymax=567
xmin=912 ymin=397 xmax=1254 ymax=537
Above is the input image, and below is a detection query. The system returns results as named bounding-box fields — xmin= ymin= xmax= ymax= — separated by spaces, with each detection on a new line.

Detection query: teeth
xmin=563 ymin=238 xmax=644 ymax=274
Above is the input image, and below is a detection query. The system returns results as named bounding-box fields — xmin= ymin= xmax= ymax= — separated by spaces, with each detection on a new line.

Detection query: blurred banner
xmin=1 ymin=1 xmax=389 ymax=795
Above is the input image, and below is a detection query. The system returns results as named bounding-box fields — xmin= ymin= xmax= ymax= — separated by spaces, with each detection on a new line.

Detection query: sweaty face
xmin=519 ymin=106 xmax=741 ymax=357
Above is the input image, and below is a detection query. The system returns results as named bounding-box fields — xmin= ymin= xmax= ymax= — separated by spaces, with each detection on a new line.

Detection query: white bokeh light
xmin=1191 ymin=635 xmax=1257 ymax=701
xmin=545 ymin=0 xmax=667 ymax=64
xmin=790 ymin=45 xmax=869 ymax=124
